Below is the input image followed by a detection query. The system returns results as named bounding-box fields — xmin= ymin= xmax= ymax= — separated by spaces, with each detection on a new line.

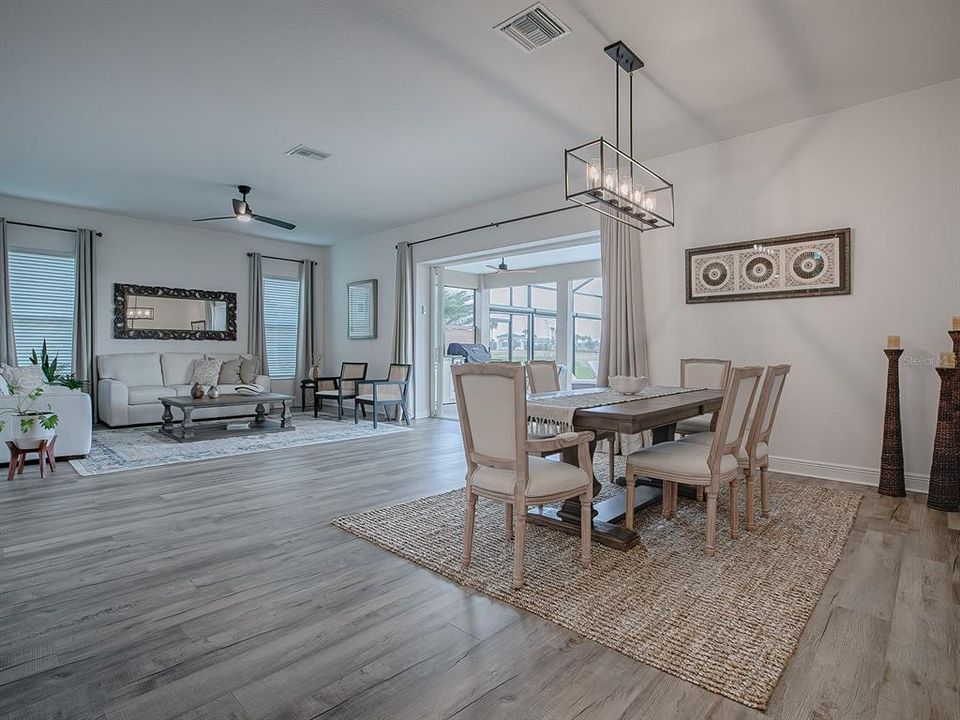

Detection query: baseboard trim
xmin=770 ymin=455 xmax=929 ymax=494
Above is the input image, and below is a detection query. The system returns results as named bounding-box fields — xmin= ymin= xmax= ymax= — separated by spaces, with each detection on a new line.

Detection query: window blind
xmin=263 ymin=275 xmax=300 ymax=378
xmin=9 ymin=250 xmax=76 ymax=374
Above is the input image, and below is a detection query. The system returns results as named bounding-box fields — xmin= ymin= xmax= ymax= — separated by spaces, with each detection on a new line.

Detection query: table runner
xmin=527 ymin=385 xmax=701 ymax=434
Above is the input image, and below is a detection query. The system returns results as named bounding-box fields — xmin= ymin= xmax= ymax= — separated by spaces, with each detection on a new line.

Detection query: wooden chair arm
xmin=525 ymin=430 xmax=594 ymax=454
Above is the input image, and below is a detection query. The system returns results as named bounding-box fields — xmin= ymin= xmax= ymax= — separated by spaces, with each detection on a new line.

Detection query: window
xmin=262 ymin=276 xmax=300 ymax=378
xmin=488 ymin=282 xmax=557 ymax=362
xmin=9 ymin=250 xmax=76 ymax=374
xmin=572 ymin=278 xmax=602 ymax=381
xmin=443 ymin=286 xmax=476 ymax=351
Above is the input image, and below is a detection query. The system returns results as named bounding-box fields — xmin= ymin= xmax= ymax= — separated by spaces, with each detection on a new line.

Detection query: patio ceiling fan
xmin=485 ymin=258 xmax=536 ymax=275
xmin=193 ymin=185 xmax=296 ymax=231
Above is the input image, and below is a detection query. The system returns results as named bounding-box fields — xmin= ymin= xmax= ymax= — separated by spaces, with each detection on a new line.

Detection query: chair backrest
xmin=380 ymin=363 xmax=411 ymax=401
xmin=745 ymin=364 xmax=791 ymax=457
xmin=681 ymin=358 xmax=732 ymax=390
xmin=339 ymin=362 xmax=368 ymax=394
xmin=526 ymin=360 xmax=560 ymax=394
xmin=708 ymin=366 xmax=764 ymax=474
xmin=451 ymin=363 xmax=528 ymax=495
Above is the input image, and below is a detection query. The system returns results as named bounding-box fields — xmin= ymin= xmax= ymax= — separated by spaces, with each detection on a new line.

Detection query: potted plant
xmin=29 ymin=340 xmax=86 ymax=391
xmin=0 ymin=386 xmax=60 ymax=444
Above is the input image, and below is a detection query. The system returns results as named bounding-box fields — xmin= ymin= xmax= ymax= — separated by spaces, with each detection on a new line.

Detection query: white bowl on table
xmin=608 ymin=375 xmax=649 ymax=394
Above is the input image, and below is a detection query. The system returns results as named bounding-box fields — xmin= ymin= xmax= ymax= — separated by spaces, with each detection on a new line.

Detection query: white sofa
xmin=97 ymin=352 xmax=272 ymax=427
xmin=1 ymin=385 xmax=93 ymax=463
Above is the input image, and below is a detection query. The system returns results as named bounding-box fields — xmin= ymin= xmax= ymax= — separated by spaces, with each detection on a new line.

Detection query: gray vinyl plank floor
xmin=0 ymin=417 xmax=957 ymax=720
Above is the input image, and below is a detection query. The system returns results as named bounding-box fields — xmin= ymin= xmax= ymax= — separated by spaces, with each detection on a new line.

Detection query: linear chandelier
xmin=564 ymin=41 xmax=675 ymax=233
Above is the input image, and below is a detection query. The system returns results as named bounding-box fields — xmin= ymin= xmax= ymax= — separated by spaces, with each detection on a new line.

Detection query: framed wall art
xmin=685 ymin=228 xmax=851 ymax=304
xmin=347 ymin=279 xmax=378 ymax=339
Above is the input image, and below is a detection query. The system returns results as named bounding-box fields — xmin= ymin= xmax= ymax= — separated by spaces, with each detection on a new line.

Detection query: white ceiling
xmin=2 ymin=0 xmax=959 ymax=246
xmin=447 ymin=242 xmax=600 ymax=274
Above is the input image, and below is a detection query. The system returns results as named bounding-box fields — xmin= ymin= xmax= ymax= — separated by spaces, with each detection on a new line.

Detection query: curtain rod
xmin=7 ymin=220 xmax=102 ymax=237
xmin=246 ymin=252 xmax=308 ymax=264
xmin=396 ymin=203 xmax=589 ymax=250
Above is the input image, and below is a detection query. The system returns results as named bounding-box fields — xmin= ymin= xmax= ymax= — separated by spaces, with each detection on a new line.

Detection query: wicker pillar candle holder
xmin=927 ymin=365 xmax=959 ymax=512
xmin=878 ymin=348 xmax=906 ymax=497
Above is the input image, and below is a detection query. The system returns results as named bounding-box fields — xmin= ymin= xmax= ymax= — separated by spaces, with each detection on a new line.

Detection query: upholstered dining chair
xmin=625 ymin=365 xmax=763 ymax=555
xmin=525 ymin=360 xmax=617 ymax=485
xmin=354 ymin=363 xmax=412 ymax=428
xmin=452 ymin=363 xmax=593 ymax=589
xmin=314 ymin=362 xmax=368 ymax=421
xmin=681 ymin=364 xmax=790 ymax=530
xmin=675 ymin=358 xmax=733 ymax=436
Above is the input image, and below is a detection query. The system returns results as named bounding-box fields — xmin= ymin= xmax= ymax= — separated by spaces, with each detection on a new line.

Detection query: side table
xmin=6 ymin=436 xmax=57 ymax=480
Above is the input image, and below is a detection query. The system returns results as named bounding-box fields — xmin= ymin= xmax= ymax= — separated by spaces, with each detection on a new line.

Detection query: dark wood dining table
xmin=526 ymin=388 xmax=724 ymax=550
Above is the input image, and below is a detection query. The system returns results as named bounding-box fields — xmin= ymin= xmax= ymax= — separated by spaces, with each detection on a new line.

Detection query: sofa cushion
xmin=7 ymin=365 xmax=46 ymax=393
xmin=0 ymin=373 xmax=9 ymax=395
xmin=128 ymin=385 xmax=177 ymax=405
xmin=205 ymin=352 xmax=254 ymax=363
xmin=218 ymin=358 xmax=243 ymax=384
xmin=170 ymin=384 xmax=194 ymax=397
xmin=161 ymin=353 xmax=205 ymax=386
xmin=99 ymin=353 xmax=163 ymax=386
xmin=239 ymin=356 xmax=260 ymax=383
xmin=191 ymin=358 xmax=222 ymax=387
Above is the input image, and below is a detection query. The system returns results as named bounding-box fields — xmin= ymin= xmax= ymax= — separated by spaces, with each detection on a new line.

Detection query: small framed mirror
xmin=113 ymin=283 xmax=237 ymax=340
xmin=347 ymin=279 xmax=377 ymax=339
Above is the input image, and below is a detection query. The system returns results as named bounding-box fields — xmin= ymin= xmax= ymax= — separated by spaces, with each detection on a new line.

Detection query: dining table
xmin=526 ymin=387 xmax=725 ymax=550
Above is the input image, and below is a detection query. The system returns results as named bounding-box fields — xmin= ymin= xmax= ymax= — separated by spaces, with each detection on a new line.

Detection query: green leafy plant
xmin=0 ymin=386 xmax=59 ymax=435
xmin=30 ymin=339 xmax=59 ymax=383
xmin=55 ymin=374 xmax=86 ymax=391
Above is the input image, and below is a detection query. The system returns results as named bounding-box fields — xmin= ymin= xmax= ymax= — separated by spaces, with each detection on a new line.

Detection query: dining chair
xmin=525 ymin=360 xmax=618 ymax=485
xmin=681 ymin=364 xmax=790 ymax=530
xmin=452 ymin=363 xmax=593 ymax=589
xmin=675 ymin=358 xmax=732 ymax=436
xmin=314 ymin=362 xmax=368 ymax=421
xmin=625 ymin=365 xmax=763 ymax=555
xmin=354 ymin=363 xmax=412 ymax=428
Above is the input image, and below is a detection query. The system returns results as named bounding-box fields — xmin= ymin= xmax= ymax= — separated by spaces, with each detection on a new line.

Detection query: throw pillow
xmin=218 ymin=358 xmax=243 ymax=384
xmin=239 ymin=356 xmax=260 ymax=384
xmin=8 ymin=364 xmax=46 ymax=393
xmin=235 ymin=383 xmax=264 ymax=396
xmin=191 ymin=358 xmax=222 ymax=388
xmin=0 ymin=373 xmax=9 ymax=395
xmin=0 ymin=363 xmax=14 ymax=386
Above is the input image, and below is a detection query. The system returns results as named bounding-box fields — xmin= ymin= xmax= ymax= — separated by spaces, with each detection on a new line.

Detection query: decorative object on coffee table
xmin=6 ymin=436 xmax=57 ymax=480
xmin=927 ymin=354 xmax=958 ymax=512
xmin=206 ymin=385 xmax=220 ymax=399
xmin=878 ymin=336 xmax=905 ymax=497
xmin=190 ymin=382 xmax=204 ymax=399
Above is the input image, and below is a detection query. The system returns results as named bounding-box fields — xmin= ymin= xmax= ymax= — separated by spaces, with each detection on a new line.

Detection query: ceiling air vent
xmin=285 ymin=144 xmax=330 ymax=162
xmin=496 ymin=3 xmax=570 ymax=53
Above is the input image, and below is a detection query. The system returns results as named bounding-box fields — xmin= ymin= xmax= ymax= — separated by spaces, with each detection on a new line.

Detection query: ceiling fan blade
xmin=252 ymin=214 xmax=296 ymax=231
xmin=193 ymin=216 xmax=234 ymax=222
xmin=484 ymin=265 xmax=501 ymax=271
xmin=232 ymin=198 xmax=246 ymax=215
xmin=504 ymin=268 xmax=537 ymax=274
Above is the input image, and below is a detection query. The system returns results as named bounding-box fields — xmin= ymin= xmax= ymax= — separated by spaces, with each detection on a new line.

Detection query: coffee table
xmin=157 ymin=393 xmax=295 ymax=442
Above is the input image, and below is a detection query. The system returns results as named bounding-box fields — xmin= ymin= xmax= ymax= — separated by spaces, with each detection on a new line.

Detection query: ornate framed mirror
xmin=113 ymin=283 xmax=238 ymax=341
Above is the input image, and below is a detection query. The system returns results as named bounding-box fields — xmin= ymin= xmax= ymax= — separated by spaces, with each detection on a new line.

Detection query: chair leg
xmin=625 ymin=467 xmax=636 ymax=530
xmin=401 ymin=404 xmax=411 ymax=426
xmin=354 ymin=401 xmax=359 ymax=424
xmin=512 ymin=505 xmax=527 ymax=589
xmin=337 ymin=398 xmax=342 ymax=421
xmin=360 ymin=404 xmax=367 ymax=418
xmin=729 ymin=475 xmax=740 ymax=540
xmin=580 ymin=492 xmax=591 ymax=567
xmin=662 ymin=481 xmax=675 ymax=519
xmin=504 ymin=503 xmax=513 ymax=540
xmin=705 ymin=489 xmax=718 ymax=556
xmin=314 ymin=395 xmax=319 ymax=418
xmin=745 ymin=464 xmax=756 ymax=531
xmin=760 ymin=465 xmax=770 ymax=517
xmin=671 ymin=482 xmax=679 ymax=516
xmin=696 ymin=486 xmax=704 ymax=502
xmin=372 ymin=403 xmax=378 ymax=429
xmin=462 ymin=491 xmax=477 ymax=568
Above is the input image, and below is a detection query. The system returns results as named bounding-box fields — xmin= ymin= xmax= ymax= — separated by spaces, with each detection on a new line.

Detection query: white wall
xmin=327 ymin=78 xmax=960 ymax=488
xmin=0 ymin=195 xmax=329 ymax=396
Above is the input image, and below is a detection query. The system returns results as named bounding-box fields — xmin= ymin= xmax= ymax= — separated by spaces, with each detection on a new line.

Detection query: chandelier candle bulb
xmin=939 ymin=352 xmax=956 ymax=368
xmin=952 ymin=316 xmax=960 ymax=331
xmin=886 ymin=335 xmax=901 ymax=350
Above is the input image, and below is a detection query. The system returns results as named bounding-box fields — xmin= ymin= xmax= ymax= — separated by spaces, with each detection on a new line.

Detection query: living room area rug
xmin=333 ymin=455 xmax=863 ymax=710
xmin=70 ymin=414 xmax=409 ymax=476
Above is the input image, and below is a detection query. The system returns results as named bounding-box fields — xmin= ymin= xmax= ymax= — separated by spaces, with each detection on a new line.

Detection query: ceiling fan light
xmin=236 ymin=213 xmax=252 ymax=223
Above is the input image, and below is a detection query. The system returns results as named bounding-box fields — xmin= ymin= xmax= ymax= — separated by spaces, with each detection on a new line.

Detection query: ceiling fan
xmin=485 ymin=258 xmax=536 ymax=275
xmin=193 ymin=185 xmax=296 ymax=231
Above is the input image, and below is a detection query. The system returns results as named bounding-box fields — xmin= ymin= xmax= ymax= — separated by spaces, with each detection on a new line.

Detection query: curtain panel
xmin=74 ymin=228 xmax=97 ymax=415
xmin=0 ymin=219 xmax=15 ymax=366
xmin=294 ymin=259 xmax=318 ymax=406
xmin=392 ymin=241 xmax=415 ymax=417
xmin=248 ymin=252 xmax=269 ymax=375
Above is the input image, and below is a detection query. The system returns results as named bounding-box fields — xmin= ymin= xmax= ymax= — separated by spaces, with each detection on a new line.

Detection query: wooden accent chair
xmin=354 ymin=363 xmax=412 ymax=428
xmin=625 ymin=366 xmax=763 ymax=555
xmin=314 ymin=362 xmax=368 ymax=421
xmin=525 ymin=360 xmax=617 ymax=485
xmin=681 ymin=364 xmax=790 ymax=530
xmin=452 ymin=363 xmax=593 ymax=589
xmin=675 ymin=358 xmax=732 ymax=436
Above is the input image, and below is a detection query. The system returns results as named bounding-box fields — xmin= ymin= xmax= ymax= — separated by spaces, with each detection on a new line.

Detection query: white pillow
xmin=235 ymin=383 xmax=264 ymax=396
xmin=8 ymin=365 xmax=46 ymax=393
xmin=0 ymin=363 xmax=14 ymax=386
xmin=190 ymin=358 xmax=222 ymax=387
xmin=0 ymin=373 xmax=9 ymax=395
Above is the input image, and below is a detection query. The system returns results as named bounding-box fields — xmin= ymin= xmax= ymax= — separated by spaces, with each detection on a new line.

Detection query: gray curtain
xmin=392 ymin=241 xmax=414 ymax=417
xmin=294 ymin=260 xmax=317 ymax=406
xmin=598 ymin=215 xmax=649 ymax=452
xmin=0 ymin=219 xmax=15 ymax=365
xmin=75 ymin=229 xmax=96 ymax=414
xmin=248 ymin=252 xmax=269 ymax=375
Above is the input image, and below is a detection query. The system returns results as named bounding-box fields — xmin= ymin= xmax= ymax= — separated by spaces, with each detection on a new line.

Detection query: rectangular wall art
xmin=685 ymin=228 xmax=851 ymax=303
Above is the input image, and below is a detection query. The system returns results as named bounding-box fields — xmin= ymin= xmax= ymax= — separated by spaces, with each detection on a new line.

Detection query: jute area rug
xmin=333 ymin=454 xmax=862 ymax=709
